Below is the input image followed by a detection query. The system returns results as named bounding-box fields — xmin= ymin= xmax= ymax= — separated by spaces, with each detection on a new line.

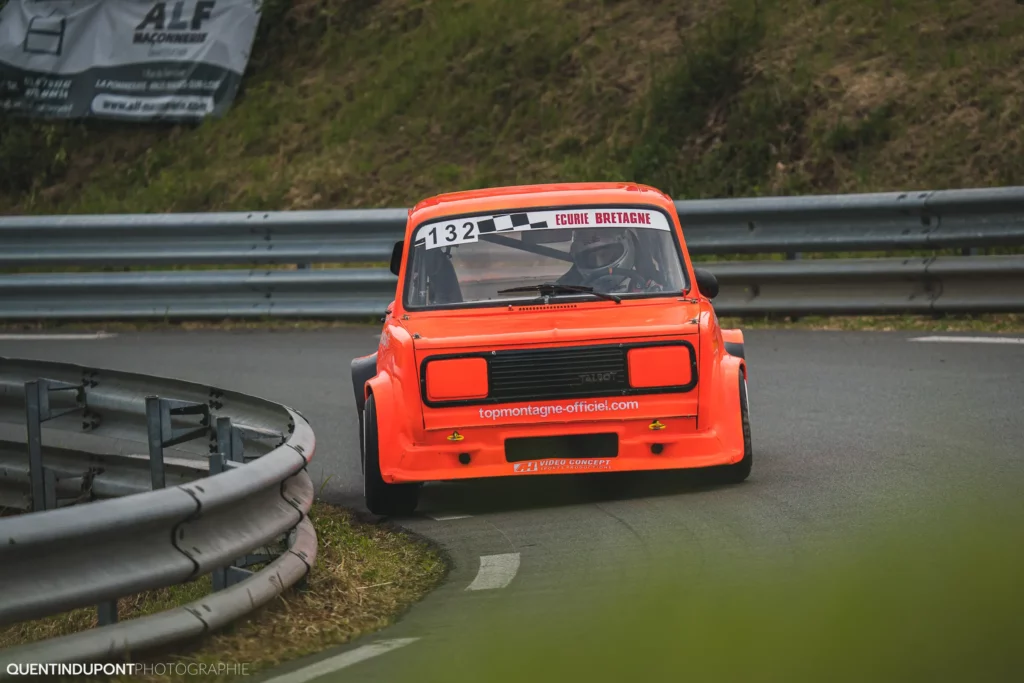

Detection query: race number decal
xmin=422 ymin=220 xmax=479 ymax=249
xmin=415 ymin=208 xmax=671 ymax=250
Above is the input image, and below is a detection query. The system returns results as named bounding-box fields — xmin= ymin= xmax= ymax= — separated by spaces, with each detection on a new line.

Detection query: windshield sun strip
xmin=401 ymin=203 xmax=691 ymax=311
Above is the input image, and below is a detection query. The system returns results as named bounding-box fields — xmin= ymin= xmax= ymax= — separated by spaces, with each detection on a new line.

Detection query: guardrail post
xmin=43 ymin=468 xmax=57 ymax=510
xmin=209 ymin=416 xmax=248 ymax=475
xmin=216 ymin=416 xmax=233 ymax=467
xmin=212 ymin=567 xmax=229 ymax=592
xmin=209 ymin=419 xmax=231 ymax=593
xmin=97 ymin=600 xmax=118 ymax=626
xmin=24 ymin=378 xmax=84 ymax=511
xmin=217 ymin=416 xmax=245 ymax=464
xmin=146 ymin=396 xmax=166 ymax=490
xmin=147 ymin=396 xmax=211 ymax=490
xmin=210 ymin=416 xmax=250 ymax=592
xmin=25 ymin=381 xmax=45 ymax=511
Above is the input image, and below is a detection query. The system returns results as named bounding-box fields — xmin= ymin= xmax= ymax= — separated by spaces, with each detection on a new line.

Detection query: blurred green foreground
xmin=395 ymin=493 xmax=1023 ymax=683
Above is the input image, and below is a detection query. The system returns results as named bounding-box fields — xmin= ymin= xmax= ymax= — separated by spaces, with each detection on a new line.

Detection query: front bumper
xmin=383 ymin=416 xmax=744 ymax=483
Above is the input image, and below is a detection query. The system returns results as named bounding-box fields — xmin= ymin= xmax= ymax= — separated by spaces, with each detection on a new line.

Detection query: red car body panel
xmin=357 ymin=183 xmax=748 ymax=483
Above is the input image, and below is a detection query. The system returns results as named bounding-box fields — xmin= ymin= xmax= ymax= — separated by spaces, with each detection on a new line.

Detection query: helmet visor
xmin=576 ymin=242 xmax=625 ymax=270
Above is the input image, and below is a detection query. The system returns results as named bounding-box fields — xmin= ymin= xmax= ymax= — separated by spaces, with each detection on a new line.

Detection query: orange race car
xmin=351 ymin=182 xmax=751 ymax=515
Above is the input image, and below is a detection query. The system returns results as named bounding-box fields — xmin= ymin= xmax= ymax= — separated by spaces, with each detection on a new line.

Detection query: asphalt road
xmin=2 ymin=328 xmax=1022 ymax=681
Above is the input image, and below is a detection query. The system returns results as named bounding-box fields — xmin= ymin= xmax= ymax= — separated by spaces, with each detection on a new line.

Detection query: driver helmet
xmin=570 ymin=227 xmax=637 ymax=289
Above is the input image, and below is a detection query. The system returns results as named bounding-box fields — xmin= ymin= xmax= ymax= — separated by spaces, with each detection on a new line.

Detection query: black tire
xmin=363 ymin=393 xmax=420 ymax=516
xmin=716 ymin=372 xmax=752 ymax=484
xmin=357 ymin=410 xmax=365 ymax=473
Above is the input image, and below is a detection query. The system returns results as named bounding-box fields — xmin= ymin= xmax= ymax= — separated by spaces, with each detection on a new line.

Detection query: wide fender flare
xmin=351 ymin=352 xmax=378 ymax=415
xmin=365 ymin=372 xmax=404 ymax=477
xmin=717 ymin=354 xmax=747 ymax=461
xmin=722 ymin=328 xmax=746 ymax=368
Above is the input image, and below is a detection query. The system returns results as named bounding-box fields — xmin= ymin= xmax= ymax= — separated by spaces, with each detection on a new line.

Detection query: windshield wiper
xmin=497 ymin=283 xmax=621 ymax=304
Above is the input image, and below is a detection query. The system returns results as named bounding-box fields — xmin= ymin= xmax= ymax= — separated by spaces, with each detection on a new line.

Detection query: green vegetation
xmin=2 ymin=0 xmax=1022 ymax=216
xmin=1 ymin=503 xmax=446 ymax=683
xmin=397 ymin=491 xmax=1024 ymax=683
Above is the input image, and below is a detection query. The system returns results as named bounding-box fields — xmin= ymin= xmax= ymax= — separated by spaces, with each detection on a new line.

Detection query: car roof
xmin=408 ymin=182 xmax=675 ymax=224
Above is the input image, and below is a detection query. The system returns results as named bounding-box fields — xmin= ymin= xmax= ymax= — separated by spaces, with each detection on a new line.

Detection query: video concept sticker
xmin=512 ymin=459 xmax=614 ymax=474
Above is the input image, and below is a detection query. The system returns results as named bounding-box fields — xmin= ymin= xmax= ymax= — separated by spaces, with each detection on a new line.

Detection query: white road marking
xmin=0 ymin=332 xmax=117 ymax=340
xmin=260 ymin=638 xmax=419 ymax=683
xmin=909 ymin=335 xmax=1024 ymax=345
xmin=466 ymin=553 xmax=520 ymax=591
xmin=427 ymin=513 xmax=472 ymax=521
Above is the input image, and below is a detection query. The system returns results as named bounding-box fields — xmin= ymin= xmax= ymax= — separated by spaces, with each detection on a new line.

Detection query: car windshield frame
xmin=401 ymin=203 xmax=691 ymax=312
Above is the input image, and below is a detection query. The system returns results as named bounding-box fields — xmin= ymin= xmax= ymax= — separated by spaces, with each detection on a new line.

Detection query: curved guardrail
xmin=0 ymin=185 xmax=1022 ymax=317
xmin=0 ymin=357 xmax=317 ymax=666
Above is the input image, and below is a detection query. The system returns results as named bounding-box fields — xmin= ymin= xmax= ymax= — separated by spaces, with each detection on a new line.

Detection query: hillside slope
xmin=1 ymin=0 xmax=1022 ymax=215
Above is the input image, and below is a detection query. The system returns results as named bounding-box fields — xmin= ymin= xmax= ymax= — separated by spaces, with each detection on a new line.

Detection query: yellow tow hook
xmin=649 ymin=420 xmax=667 ymax=431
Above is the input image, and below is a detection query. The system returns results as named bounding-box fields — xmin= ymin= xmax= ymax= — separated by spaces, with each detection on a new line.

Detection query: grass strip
xmin=1 ymin=314 xmax=1022 ymax=335
xmin=721 ymin=312 xmax=1024 ymax=333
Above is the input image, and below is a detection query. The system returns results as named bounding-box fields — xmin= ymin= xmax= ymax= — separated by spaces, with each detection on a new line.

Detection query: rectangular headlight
xmin=627 ymin=346 xmax=693 ymax=388
xmin=425 ymin=357 xmax=489 ymax=402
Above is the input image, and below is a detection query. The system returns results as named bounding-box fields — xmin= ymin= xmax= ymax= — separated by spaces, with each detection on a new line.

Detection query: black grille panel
xmin=488 ymin=345 xmax=628 ymax=402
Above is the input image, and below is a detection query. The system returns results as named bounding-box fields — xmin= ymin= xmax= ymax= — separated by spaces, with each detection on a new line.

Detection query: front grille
xmin=488 ymin=345 xmax=629 ymax=402
xmin=420 ymin=341 xmax=697 ymax=407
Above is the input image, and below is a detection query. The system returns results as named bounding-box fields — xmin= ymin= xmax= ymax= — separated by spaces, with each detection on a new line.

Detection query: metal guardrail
xmin=712 ymin=255 xmax=1024 ymax=314
xmin=0 ymin=357 xmax=318 ymax=666
xmin=0 ymin=209 xmax=409 ymax=268
xmin=1 ymin=186 xmax=1022 ymax=317
xmin=0 ymin=439 xmax=208 ymax=508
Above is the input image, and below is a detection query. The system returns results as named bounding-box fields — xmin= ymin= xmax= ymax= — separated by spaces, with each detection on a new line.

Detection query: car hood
xmin=405 ymin=299 xmax=702 ymax=351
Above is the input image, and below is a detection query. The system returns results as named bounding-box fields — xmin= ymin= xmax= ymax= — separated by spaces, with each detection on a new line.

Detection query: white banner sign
xmin=0 ymin=0 xmax=262 ymax=121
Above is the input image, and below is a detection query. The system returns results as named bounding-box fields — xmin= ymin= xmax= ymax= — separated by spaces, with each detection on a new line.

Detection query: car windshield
xmin=404 ymin=206 xmax=688 ymax=308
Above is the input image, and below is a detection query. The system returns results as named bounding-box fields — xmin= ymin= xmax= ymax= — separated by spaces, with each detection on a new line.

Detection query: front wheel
xmin=714 ymin=373 xmax=752 ymax=484
xmin=363 ymin=393 xmax=420 ymax=516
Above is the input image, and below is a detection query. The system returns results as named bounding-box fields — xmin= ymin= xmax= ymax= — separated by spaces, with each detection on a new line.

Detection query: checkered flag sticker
xmin=477 ymin=213 xmax=549 ymax=234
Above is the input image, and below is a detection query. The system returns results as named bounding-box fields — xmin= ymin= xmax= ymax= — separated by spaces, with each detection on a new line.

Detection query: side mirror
xmin=693 ymin=268 xmax=719 ymax=299
xmin=389 ymin=241 xmax=404 ymax=276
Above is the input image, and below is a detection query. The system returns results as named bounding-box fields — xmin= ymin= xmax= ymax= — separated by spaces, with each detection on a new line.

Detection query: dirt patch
xmin=825 ymin=60 xmax=909 ymax=115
